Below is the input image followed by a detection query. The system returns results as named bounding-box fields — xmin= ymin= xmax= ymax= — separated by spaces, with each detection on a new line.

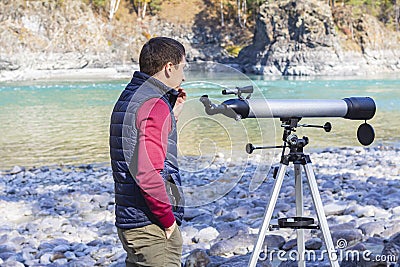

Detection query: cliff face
xmin=0 ymin=1 xmax=112 ymax=70
xmin=238 ymin=0 xmax=400 ymax=76
xmin=0 ymin=0 xmax=208 ymax=73
xmin=0 ymin=0 xmax=399 ymax=77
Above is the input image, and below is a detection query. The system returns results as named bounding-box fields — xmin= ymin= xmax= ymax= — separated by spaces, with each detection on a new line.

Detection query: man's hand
xmin=165 ymin=220 xmax=177 ymax=239
xmin=173 ymin=88 xmax=186 ymax=120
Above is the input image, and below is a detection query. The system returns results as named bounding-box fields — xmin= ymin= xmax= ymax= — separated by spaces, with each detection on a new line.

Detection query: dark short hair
xmin=139 ymin=37 xmax=185 ymax=76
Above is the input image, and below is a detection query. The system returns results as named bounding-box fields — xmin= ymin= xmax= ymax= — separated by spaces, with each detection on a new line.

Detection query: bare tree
xmin=396 ymin=0 xmax=399 ymax=31
xmin=242 ymin=0 xmax=247 ymax=27
xmin=142 ymin=0 xmax=148 ymax=19
xmin=237 ymin=0 xmax=243 ymax=27
xmin=221 ymin=0 xmax=225 ymax=26
xmin=109 ymin=0 xmax=121 ymax=21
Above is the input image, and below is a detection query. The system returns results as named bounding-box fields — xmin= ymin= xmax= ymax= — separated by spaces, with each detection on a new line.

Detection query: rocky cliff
xmin=237 ymin=0 xmax=400 ymax=76
xmin=0 ymin=0 xmax=399 ymax=80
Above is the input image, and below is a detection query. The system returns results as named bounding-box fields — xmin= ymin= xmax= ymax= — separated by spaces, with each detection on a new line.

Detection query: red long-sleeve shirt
xmin=135 ymin=98 xmax=176 ymax=228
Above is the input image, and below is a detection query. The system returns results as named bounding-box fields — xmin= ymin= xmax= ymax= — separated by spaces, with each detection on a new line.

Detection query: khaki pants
xmin=117 ymin=224 xmax=183 ymax=267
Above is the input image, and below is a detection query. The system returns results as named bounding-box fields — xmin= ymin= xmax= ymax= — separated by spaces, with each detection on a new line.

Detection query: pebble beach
xmin=1 ymin=146 xmax=400 ymax=267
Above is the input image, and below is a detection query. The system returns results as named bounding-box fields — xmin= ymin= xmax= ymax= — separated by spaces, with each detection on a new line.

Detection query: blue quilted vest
xmin=110 ymin=71 xmax=184 ymax=229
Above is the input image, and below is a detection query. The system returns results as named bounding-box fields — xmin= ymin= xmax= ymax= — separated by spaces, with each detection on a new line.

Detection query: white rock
xmin=392 ymin=206 xmax=400 ymax=216
xmin=39 ymin=253 xmax=52 ymax=264
xmin=195 ymin=227 xmax=219 ymax=243
xmin=324 ymin=203 xmax=347 ymax=216
xmin=354 ymin=205 xmax=376 ymax=217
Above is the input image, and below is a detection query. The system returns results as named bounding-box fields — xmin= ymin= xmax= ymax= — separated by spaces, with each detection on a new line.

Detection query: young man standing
xmin=110 ymin=37 xmax=186 ymax=267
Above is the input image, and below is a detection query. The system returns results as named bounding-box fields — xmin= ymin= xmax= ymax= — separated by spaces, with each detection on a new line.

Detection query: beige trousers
xmin=117 ymin=224 xmax=183 ymax=267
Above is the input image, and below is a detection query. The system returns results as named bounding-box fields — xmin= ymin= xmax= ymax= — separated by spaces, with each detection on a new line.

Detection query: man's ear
xmin=166 ymin=62 xmax=174 ymax=72
xmin=164 ymin=62 xmax=173 ymax=77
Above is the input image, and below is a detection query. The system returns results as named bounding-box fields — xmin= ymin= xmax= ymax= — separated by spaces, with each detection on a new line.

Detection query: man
xmin=110 ymin=37 xmax=186 ymax=267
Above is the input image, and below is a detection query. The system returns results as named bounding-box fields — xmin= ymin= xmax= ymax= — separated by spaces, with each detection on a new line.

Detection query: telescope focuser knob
xmin=298 ymin=122 xmax=332 ymax=132
xmin=323 ymin=122 xmax=332 ymax=132
xmin=245 ymin=143 xmax=285 ymax=154
xmin=246 ymin=143 xmax=256 ymax=154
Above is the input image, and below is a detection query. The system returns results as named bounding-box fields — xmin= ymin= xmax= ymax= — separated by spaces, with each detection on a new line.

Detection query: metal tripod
xmin=247 ymin=118 xmax=340 ymax=267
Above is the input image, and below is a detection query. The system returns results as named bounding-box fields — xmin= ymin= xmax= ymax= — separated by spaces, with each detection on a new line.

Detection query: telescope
xmin=199 ymin=85 xmax=376 ymax=146
xmin=199 ymin=86 xmax=377 ymax=267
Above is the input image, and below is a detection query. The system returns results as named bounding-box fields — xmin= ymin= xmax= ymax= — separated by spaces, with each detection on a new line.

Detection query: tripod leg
xmin=248 ymin=164 xmax=288 ymax=267
xmin=303 ymin=163 xmax=340 ymax=267
xmin=294 ymin=164 xmax=306 ymax=267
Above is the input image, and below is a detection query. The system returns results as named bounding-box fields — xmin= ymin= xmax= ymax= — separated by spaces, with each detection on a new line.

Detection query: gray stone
xmin=209 ymin=232 xmax=255 ymax=256
xmin=215 ymin=222 xmax=249 ymax=240
xmin=282 ymin=239 xmax=297 ymax=251
xmin=0 ymin=260 xmax=25 ymax=267
xmin=64 ymin=251 xmax=76 ymax=260
xmin=10 ymin=166 xmax=24 ymax=174
xmin=184 ymin=208 xmax=208 ymax=221
xmin=0 ymin=235 xmax=7 ymax=245
xmin=305 ymin=238 xmax=323 ymax=250
xmin=264 ymin=235 xmax=286 ymax=249
xmin=382 ymin=232 xmax=400 ymax=260
xmin=0 ymin=244 xmax=16 ymax=253
xmin=331 ymin=230 xmax=363 ymax=247
xmin=358 ymin=222 xmax=385 ymax=237
xmin=0 ymin=252 xmax=14 ymax=261
xmin=215 ymin=211 xmax=240 ymax=222
xmin=53 ymin=244 xmax=70 ymax=253
xmin=218 ymin=254 xmax=272 ymax=267
xmin=184 ymin=249 xmax=210 ymax=267
xmin=53 ymin=258 xmax=68 ymax=265
xmin=190 ymin=214 xmax=213 ymax=225
xmin=329 ymin=222 xmax=357 ymax=232
xmin=68 ymin=256 xmax=97 ymax=267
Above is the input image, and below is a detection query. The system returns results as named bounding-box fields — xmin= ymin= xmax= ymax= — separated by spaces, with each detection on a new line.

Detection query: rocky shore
xmin=1 ymin=146 xmax=400 ymax=266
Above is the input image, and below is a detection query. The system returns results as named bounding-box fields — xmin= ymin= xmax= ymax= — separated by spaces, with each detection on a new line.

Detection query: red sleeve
xmin=135 ymin=98 xmax=175 ymax=228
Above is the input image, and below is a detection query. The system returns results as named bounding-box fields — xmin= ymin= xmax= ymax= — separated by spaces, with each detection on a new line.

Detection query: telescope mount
xmin=247 ymin=118 xmax=340 ymax=267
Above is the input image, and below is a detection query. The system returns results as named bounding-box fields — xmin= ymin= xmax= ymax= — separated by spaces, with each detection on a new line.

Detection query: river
xmin=0 ymin=71 xmax=399 ymax=170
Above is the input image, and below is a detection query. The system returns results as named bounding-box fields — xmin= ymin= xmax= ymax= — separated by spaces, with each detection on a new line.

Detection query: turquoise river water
xmin=0 ymin=72 xmax=399 ymax=170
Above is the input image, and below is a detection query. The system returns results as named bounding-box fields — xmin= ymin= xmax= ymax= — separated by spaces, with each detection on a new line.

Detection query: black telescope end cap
xmin=343 ymin=97 xmax=376 ymax=120
xmin=357 ymin=123 xmax=375 ymax=146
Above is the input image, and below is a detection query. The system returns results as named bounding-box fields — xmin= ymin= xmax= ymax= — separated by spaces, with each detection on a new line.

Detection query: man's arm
xmin=136 ymin=98 xmax=176 ymax=236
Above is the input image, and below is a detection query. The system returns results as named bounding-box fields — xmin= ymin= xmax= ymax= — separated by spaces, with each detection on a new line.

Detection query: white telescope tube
xmin=248 ymin=99 xmax=348 ymax=118
xmin=200 ymin=96 xmax=376 ymax=120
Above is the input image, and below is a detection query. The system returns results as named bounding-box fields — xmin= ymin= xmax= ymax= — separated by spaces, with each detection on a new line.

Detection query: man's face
xmin=169 ymin=56 xmax=186 ymax=90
